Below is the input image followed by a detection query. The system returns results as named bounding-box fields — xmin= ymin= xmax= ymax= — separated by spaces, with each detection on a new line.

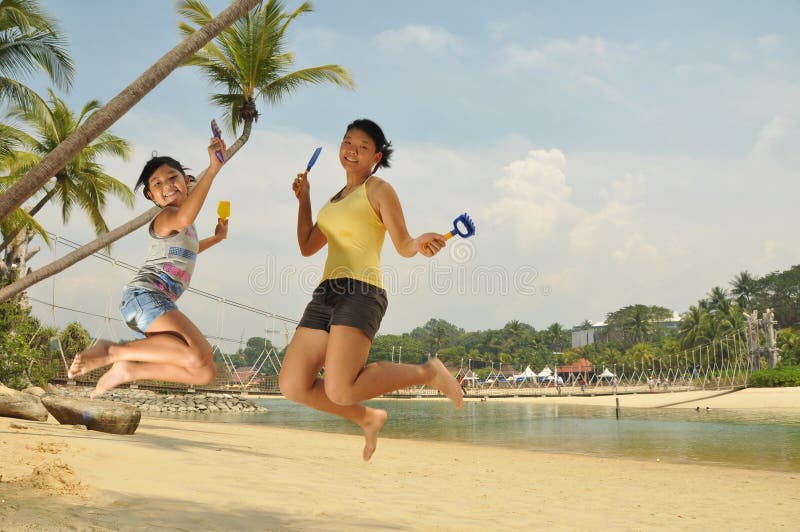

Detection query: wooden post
xmin=762 ymin=308 xmax=780 ymax=368
xmin=744 ymin=310 xmax=761 ymax=371
xmin=615 ymin=397 xmax=620 ymax=419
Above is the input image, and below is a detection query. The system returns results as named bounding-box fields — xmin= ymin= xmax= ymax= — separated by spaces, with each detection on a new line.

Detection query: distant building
xmin=557 ymin=357 xmax=593 ymax=382
xmin=571 ymin=312 xmax=681 ymax=348
xmin=571 ymin=322 xmax=607 ymax=348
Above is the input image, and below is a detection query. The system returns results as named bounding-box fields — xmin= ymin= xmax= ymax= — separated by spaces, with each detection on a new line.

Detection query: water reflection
xmin=155 ymin=399 xmax=800 ymax=472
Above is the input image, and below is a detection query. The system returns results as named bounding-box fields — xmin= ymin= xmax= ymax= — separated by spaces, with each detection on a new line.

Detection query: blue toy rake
xmin=425 ymin=213 xmax=476 ymax=252
xmin=443 ymin=212 xmax=476 ymax=241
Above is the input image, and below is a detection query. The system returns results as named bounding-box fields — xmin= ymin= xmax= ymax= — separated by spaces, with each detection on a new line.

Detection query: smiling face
xmin=145 ymin=164 xmax=190 ymax=207
xmin=339 ymin=128 xmax=382 ymax=176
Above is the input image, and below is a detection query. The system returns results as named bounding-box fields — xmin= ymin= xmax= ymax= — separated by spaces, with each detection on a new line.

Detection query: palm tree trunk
xmin=0 ymin=129 xmax=251 ymax=303
xmin=0 ymin=0 xmax=260 ymax=223
xmin=227 ymin=117 xmax=253 ymax=156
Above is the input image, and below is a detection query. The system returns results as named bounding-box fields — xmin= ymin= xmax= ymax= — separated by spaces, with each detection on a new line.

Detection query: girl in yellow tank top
xmin=281 ymin=119 xmax=464 ymax=461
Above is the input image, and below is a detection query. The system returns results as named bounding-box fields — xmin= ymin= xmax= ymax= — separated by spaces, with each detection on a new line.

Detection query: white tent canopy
xmin=456 ymin=367 xmax=479 ymax=381
xmin=598 ymin=368 xmax=616 ymax=378
xmin=537 ymin=366 xmax=553 ymax=377
xmin=516 ymin=366 xmax=537 ymax=379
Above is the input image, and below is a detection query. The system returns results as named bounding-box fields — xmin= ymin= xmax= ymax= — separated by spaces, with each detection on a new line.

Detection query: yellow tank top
xmin=317 ymin=177 xmax=386 ymax=288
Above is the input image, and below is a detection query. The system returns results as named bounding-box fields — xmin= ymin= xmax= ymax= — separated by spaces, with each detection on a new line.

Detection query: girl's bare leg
xmin=324 ymin=325 xmax=463 ymax=408
xmin=279 ymin=328 xmax=388 ymax=461
xmin=91 ymin=358 xmax=215 ymax=399
xmin=68 ymin=309 xmax=212 ymax=377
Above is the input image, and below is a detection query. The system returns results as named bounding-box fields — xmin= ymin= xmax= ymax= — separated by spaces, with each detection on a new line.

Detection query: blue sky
xmin=21 ymin=1 xmax=800 ymax=346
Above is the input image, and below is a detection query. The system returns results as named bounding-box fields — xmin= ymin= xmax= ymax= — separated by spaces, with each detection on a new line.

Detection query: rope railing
xmin=23 ymin=231 xmax=753 ymax=398
xmin=25 ymin=231 xmax=297 ymax=393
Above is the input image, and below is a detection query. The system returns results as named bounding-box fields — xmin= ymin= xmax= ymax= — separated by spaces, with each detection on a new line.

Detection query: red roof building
xmin=556 ymin=358 xmax=593 ymax=380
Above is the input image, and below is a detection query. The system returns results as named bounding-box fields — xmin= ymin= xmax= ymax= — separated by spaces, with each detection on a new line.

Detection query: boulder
xmin=40 ymin=394 xmax=141 ymax=435
xmin=45 ymin=383 xmax=64 ymax=395
xmin=22 ymin=386 xmax=47 ymax=397
xmin=0 ymin=383 xmax=49 ymax=422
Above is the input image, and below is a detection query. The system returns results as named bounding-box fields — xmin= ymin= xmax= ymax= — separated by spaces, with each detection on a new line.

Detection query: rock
xmin=44 ymin=383 xmax=63 ymax=395
xmin=40 ymin=394 xmax=141 ymax=435
xmin=0 ymin=384 xmax=49 ymax=422
xmin=22 ymin=386 xmax=47 ymax=397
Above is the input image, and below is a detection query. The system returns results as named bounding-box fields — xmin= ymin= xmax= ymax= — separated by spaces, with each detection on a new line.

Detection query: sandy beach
xmin=2 ymin=387 xmax=799 ymax=531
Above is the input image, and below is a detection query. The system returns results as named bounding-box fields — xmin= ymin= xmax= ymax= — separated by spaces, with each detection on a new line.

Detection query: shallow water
xmin=157 ymin=398 xmax=800 ymax=472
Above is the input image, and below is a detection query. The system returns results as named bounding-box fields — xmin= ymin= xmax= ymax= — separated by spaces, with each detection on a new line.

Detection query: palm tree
xmin=731 ymin=270 xmax=758 ymax=310
xmin=678 ymin=305 xmax=709 ymax=349
xmin=545 ymin=322 xmax=568 ymax=352
xmin=625 ymin=305 xmax=652 ymax=344
xmin=1 ymin=89 xmax=133 ymax=255
xmin=431 ymin=322 xmax=448 ymax=354
xmin=177 ymin=0 xmax=354 ymax=152
xmin=0 ymin=0 xmax=261 ymax=302
xmin=0 ymin=0 xmax=74 ymax=109
xmin=0 ymin=0 xmax=259 ymax=225
xmin=706 ymin=286 xmax=730 ymax=313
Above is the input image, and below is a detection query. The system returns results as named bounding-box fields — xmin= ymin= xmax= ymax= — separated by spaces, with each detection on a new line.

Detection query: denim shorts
xmin=120 ymin=286 xmax=177 ymax=338
xmin=298 ymin=278 xmax=388 ymax=341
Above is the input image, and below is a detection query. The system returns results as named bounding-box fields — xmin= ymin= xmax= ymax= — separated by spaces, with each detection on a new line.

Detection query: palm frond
xmin=0 ymin=205 xmax=50 ymax=247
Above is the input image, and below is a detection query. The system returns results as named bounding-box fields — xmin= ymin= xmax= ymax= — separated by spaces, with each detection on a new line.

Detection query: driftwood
xmin=22 ymin=386 xmax=47 ymax=397
xmin=41 ymin=394 xmax=141 ymax=435
xmin=0 ymin=383 xmax=49 ymax=421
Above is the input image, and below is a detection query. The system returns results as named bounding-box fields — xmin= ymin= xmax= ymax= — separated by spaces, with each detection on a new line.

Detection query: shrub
xmin=0 ymin=296 xmax=55 ymax=389
xmin=749 ymin=366 xmax=800 ymax=388
xmin=59 ymin=321 xmax=91 ymax=359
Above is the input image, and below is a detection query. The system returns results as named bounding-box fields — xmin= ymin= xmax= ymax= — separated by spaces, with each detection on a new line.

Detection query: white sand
xmin=1 ymin=387 xmax=798 ymax=531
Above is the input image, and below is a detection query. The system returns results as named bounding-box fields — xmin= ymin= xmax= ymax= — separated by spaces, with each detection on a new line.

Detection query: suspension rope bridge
xmin=26 ymin=231 xmax=296 ymax=392
xmin=19 ymin=231 xmax=759 ymax=397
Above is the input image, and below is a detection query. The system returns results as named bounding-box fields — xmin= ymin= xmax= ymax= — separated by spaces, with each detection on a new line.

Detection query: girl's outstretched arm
xmin=198 ymin=217 xmax=228 ymax=253
xmin=371 ymin=179 xmax=446 ymax=258
xmin=294 ymin=170 xmax=327 ymax=256
xmin=155 ymin=137 xmax=226 ymax=235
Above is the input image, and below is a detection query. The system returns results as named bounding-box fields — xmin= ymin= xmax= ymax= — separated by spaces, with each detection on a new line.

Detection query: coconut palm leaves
xmin=0 ymin=0 xmax=74 ymax=108
xmin=177 ymin=0 xmax=354 ymax=152
xmin=1 ymin=90 xmax=132 ymax=254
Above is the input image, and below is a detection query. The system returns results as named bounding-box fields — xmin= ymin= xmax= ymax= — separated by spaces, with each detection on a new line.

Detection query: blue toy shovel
xmin=306 ymin=146 xmax=322 ymax=171
xmin=294 ymin=147 xmax=322 ymax=197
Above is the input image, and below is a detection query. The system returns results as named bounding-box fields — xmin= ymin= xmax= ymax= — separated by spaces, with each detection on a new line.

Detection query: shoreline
xmin=2 ymin=387 xmax=799 ymax=530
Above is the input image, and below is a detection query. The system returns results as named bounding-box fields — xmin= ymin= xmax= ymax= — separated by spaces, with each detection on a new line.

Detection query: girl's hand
xmin=416 ymin=233 xmax=447 ymax=257
xmin=214 ymin=217 xmax=229 ymax=240
xmin=293 ymin=171 xmax=309 ymax=199
xmin=208 ymin=137 xmax=227 ymax=170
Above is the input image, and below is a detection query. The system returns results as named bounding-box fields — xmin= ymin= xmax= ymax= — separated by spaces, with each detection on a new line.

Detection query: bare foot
xmin=67 ymin=340 xmax=113 ymax=378
xmin=426 ymin=358 xmax=464 ymax=409
xmin=89 ymin=361 xmax=133 ymax=398
xmin=358 ymin=407 xmax=388 ymax=461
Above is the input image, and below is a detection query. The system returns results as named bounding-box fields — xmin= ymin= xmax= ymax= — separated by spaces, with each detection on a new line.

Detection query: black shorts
xmin=298 ymin=278 xmax=388 ymax=341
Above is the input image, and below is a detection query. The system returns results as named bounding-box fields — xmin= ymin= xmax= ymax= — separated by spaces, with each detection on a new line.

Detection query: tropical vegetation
xmin=0 ymin=0 xmax=351 ymax=304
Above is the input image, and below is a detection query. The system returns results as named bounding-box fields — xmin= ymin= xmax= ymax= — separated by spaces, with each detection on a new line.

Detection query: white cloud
xmin=484 ymin=149 xmax=579 ymax=247
xmin=757 ymin=33 xmax=781 ymax=54
xmin=567 ymin=170 xmax=659 ymax=265
xmin=376 ymin=25 xmax=462 ymax=54
xmin=568 ymin=72 xmax=646 ymax=115
xmin=750 ymin=115 xmax=793 ymax=160
xmin=23 ymin=123 xmax=800 ymax=336
xmin=505 ymin=36 xmax=622 ymax=69
xmin=504 ymin=37 xmax=639 ymax=110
